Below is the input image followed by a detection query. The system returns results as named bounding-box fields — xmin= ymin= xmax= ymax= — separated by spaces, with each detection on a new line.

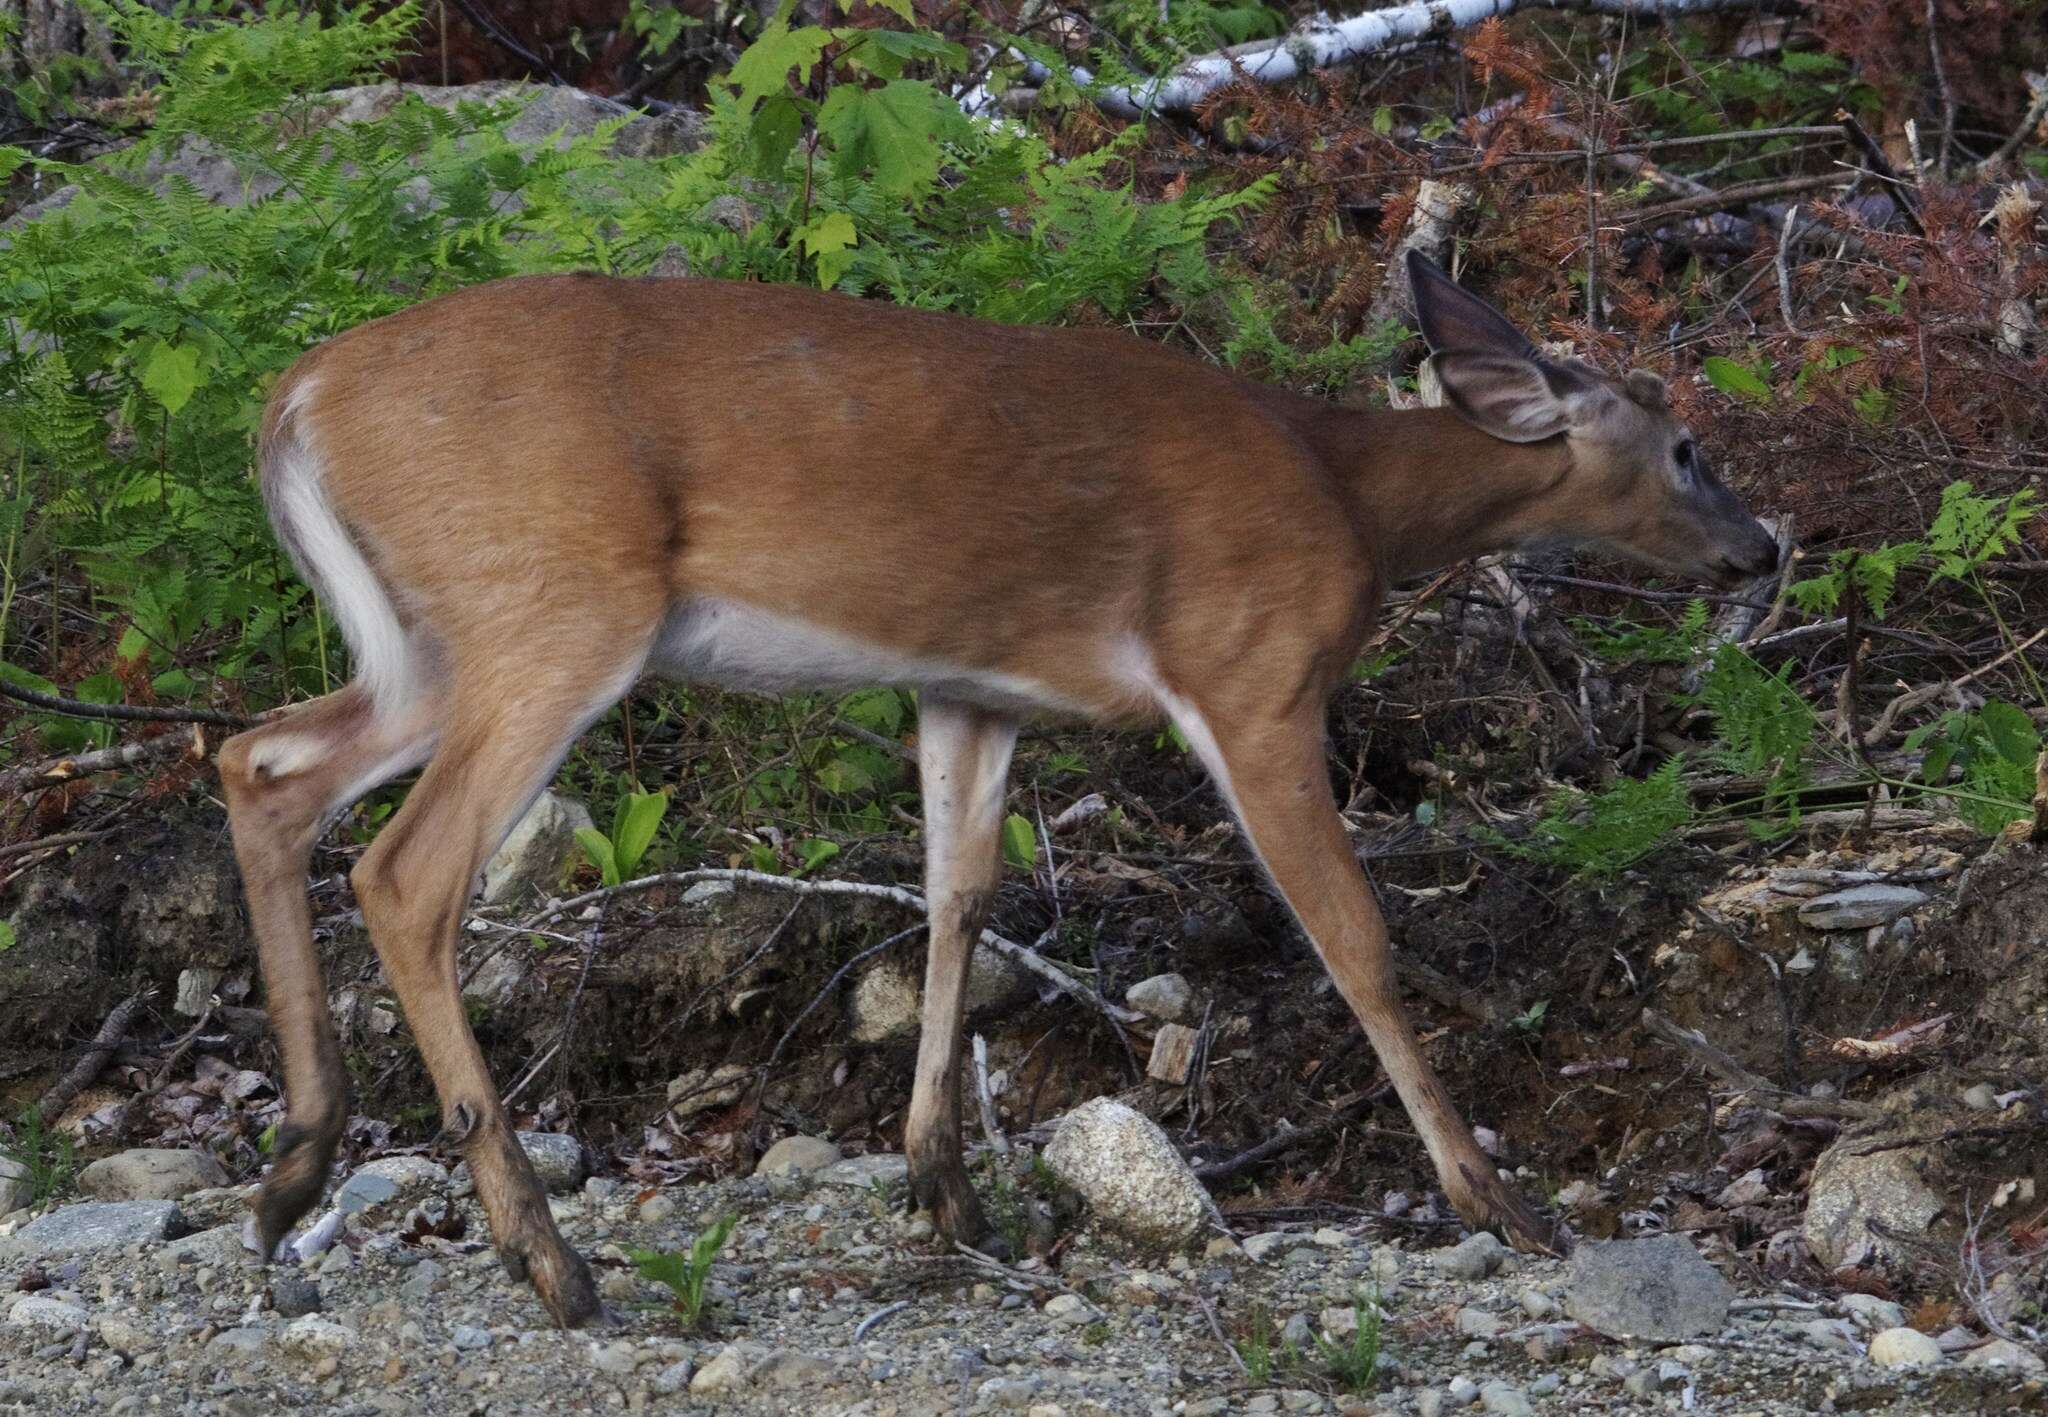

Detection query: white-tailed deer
xmin=218 ymin=252 xmax=1777 ymax=1326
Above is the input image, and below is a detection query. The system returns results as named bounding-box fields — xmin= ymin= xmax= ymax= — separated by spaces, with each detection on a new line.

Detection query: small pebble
xmin=1868 ymin=1327 xmax=1943 ymax=1368
xmin=270 ymin=1275 xmax=322 ymax=1319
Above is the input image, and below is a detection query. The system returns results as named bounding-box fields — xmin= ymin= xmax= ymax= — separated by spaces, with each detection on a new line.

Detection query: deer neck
xmin=1333 ymin=406 xmax=1576 ymax=583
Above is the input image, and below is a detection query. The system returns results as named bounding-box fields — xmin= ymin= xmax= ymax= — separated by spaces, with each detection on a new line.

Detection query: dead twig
xmin=444 ymin=0 xmax=571 ymax=86
xmin=2031 ymin=746 xmax=2047 ymax=843
xmin=0 ymin=679 xmax=250 ymax=728
xmin=1836 ymin=113 xmax=1925 ymax=234
xmin=1977 ymin=79 xmax=2048 ymax=177
xmin=520 ymin=869 xmax=1142 ymax=1026
xmin=1854 ymin=627 xmax=2048 ymax=748
xmin=1923 ymin=0 xmax=1956 ymax=175
xmin=0 ymin=829 xmax=115 ymax=863
xmin=37 ymin=992 xmax=153 ymax=1125
xmin=0 ymin=729 xmax=206 ymax=798
xmin=1619 ymin=172 xmax=1846 ymax=232
xmin=761 ymin=924 xmax=927 ymax=1075
xmin=1193 ymin=1095 xmax=1384 ymax=1184
xmin=852 ymin=1299 xmax=912 ymax=1341
xmin=1846 ymin=1119 xmax=2035 ymax=1158
xmin=1775 ymin=204 xmax=1805 ymax=336
xmin=659 ymin=897 xmax=807 ymax=1039
xmin=1690 ymin=909 xmax=1799 ymax=1087
xmin=971 ymin=1033 xmax=1010 ymax=1161
xmin=1639 ymin=1007 xmax=1881 ymax=1121
xmin=1194 ymin=1293 xmax=1251 ymax=1376
xmin=831 ymin=716 xmax=913 ymax=762
xmin=965 ymin=0 xmax=1806 ymax=118
xmin=1429 ymin=123 xmax=1847 ymax=176
xmin=503 ymin=904 xmax=605 ymax=1109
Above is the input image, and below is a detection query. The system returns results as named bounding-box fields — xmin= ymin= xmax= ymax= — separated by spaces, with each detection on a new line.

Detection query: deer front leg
xmin=904 ymin=695 xmax=1018 ymax=1243
xmin=1175 ymin=701 xmax=1553 ymax=1251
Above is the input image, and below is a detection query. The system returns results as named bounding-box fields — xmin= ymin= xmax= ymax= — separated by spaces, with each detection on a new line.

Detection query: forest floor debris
xmin=3 ymin=1151 xmax=2045 ymax=1415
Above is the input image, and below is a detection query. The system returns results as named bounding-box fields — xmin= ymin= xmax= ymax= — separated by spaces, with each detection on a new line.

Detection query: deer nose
xmin=1744 ymin=535 xmax=1780 ymax=578
xmin=1712 ymin=528 xmax=1779 ymax=586
xmin=1720 ymin=532 xmax=1785 ymax=581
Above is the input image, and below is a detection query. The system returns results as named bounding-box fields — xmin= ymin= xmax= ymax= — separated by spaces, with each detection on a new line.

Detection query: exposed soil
xmin=8 ymin=803 xmax=2048 ymax=1298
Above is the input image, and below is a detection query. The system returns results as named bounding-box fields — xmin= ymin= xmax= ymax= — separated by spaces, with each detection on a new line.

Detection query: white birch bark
xmin=965 ymin=0 xmax=1797 ymax=119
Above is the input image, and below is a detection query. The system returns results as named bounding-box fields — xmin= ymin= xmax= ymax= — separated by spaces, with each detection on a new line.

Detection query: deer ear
xmin=1625 ymin=369 xmax=1669 ymax=407
xmin=1406 ymin=251 xmax=1535 ymax=359
xmin=1431 ymin=352 xmax=1593 ymax=443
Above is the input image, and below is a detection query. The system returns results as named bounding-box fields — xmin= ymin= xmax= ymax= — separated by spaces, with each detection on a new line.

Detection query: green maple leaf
xmin=724 ymin=18 xmax=834 ymax=115
xmin=138 ymin=339 xmax=207 ymax=414
xmin=817 ymin=80 xmax=967 ymax=197
xmin=832 ymin=26 xmax=968 ymax=79
xmin=795 ymin=210 xmax=859 ymax=287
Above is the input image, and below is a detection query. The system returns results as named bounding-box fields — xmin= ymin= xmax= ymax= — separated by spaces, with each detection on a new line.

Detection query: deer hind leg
xmin=348 ymin=653 xmax=645 ymax=1329
xmin=1165 ymin=696 xmax=1553 ymax=1252
xmin=218 ymin=684 xmax=441 ymax=1257
xmin=904 ymin=694 xmax=1018 ymax=1243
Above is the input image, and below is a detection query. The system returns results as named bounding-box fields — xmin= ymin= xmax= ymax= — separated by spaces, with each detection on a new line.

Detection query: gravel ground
xmin=2 ymin=1148 xmax=2041 ymax=1417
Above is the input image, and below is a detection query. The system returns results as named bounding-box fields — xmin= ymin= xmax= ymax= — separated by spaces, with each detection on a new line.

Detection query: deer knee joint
xmin=217 ymin=733 xmax=274 ymax=800
xmin=444 ymin=1101 xmax=480 ymax=1148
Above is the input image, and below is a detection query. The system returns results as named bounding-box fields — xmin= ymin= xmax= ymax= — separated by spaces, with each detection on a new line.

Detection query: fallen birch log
xmin=964 ymin=0 xmax=1803 ymax=118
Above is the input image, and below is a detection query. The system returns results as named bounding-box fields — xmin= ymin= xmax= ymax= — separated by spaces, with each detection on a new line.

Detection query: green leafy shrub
xmin=1906 ymin=702 xmax=2042 ymax=834
xmin=1312 ymin=1288 xmax=1385 ymax=1394
xmin=577 ymin=789 xmax=672 ymax=887
xmin=1573 ymin=599 xmax=1710 ymax=665
xmin=1 ymin=0 xmax=1272 ymax=743
xmin=629 ymin=1212 xmax=737 ymax=1328
xmin=1691 ymin=645 xmax=1814 ymax=830
xmin=1507 ymin=758 xmax=1694 ymax=878
xmin=1 ymin=1107 xmax=79 ymax=1206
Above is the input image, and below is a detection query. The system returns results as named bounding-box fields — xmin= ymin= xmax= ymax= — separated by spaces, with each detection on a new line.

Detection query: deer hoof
xmin=909 ymin=1162 xmax=986 ymax=1246
xmin=517 ymin=1236 xmax=603 ymax=1329
xmin=1453 ymin=1161 xmax=1559 ymax=1257
xmin=251 ymin=1118 xmax=340 ymax=1260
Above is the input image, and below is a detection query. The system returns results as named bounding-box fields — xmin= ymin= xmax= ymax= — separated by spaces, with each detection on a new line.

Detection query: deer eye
xmin=1673 ymin=439 xmax=1697 ymax=477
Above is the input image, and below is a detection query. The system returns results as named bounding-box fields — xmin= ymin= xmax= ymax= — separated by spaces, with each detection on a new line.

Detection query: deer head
xmin=1407 ymin=250 xmax=1780 ymax=589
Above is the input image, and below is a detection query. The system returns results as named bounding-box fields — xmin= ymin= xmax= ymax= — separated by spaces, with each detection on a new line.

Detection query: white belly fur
xmin=650 ymin=596 xmax=1078 ymax=716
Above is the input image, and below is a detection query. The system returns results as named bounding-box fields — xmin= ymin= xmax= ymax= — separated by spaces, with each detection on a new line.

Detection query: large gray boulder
xmin=79 ymin=1148 xmax=230 ymax=1202
xmin=0 ymin=1200 xmax=185 ymax=1262
xmin=480 ymin=790 xmax=594 ymax=905
xmin=754 ymin=1136 xmax=843 ymax=1177
xmin=1803 ymin=1132 xmax=1945 ymax=1270
xmin=848 ymin=943 xmax=1034 ymax=1043
xmin=1043 ymin=1097 xmax=1210 ymax=1247
xmin=6 ymin=80 xmax=706 ymax=231
xmin=0 ymin=1156 xmax=31 ymax=1217
xmin=1563 ymin=1234 xmax=1733 ymax=1342
xmin=322 ymin=81 xmax=704 ymax=157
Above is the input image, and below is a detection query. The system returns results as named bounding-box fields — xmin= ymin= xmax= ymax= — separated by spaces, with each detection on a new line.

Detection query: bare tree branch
xmin=516 ymin=868 xmax=1145 ymax=1025
xmin=0 ymin=679 xmax=251 ymax=728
